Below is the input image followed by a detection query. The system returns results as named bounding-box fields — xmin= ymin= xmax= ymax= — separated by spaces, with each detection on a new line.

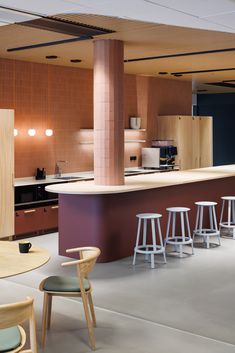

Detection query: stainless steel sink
xmin=124 ymin=170 xmax=142 ymax=176
xmin=54 ymin=176 xmax=83 ymax=180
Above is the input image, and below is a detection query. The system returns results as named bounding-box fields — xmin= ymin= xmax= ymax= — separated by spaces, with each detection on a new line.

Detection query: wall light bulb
xmin=28 ymin=128 xmax=36 ymax=136
xmin=45 ymin=129 xmax=53 ymax=136
xmin=14 ymin=128 xmax=18 ymax=137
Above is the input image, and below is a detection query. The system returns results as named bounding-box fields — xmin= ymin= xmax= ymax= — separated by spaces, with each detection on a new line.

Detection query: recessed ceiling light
xmin=70 ymin=59 xmax=82 ymax=63
xmin=173 ymin=73 xmax=183 ymax=77
xmin=45 ymin=55 xmax=58 ymax=59
xmin=158 ymin=71 xmax=168 ymax=75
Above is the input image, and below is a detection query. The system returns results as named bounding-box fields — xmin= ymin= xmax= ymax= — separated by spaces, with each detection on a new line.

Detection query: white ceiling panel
xmin=141 ymin=0 xmax=235 ymax=18
xmin=202 ymin=12 xmax=235 ymax=30
xmin=0 ymin=8 xmax=38 ymax=24
xmin=61 ymin=0 xmax=235 ymax=33
xmin=0 ymin=0 xmax=85 ymax=16
xmin=1 ymin=0 xmax=235 ymax=34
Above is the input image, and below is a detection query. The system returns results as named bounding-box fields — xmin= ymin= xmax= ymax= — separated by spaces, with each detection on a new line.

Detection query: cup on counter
xmin=19 ymin=241 xmax=32 ymax=253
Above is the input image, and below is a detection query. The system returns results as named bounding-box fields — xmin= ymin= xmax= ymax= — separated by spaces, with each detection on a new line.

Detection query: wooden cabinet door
xmin=156 ymin=115 xmax=180 ymax=165
xmin=15 ymin=207 xmax=44 ymax=235
xmin=0 ymin=109 xmax=14 ymax=238
xmin=177 ymin=116 xmax=193 ymax=170
xmin=43 ymin=205 xmax=58 ymax=230
xmin=199 ymin=116 xmax=213 ymax=167
xmin=192 ymin=117 xmax=200 ymax=169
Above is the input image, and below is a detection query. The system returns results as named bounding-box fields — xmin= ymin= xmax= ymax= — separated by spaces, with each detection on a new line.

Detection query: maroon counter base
xmin=58 ymin=176 xmax=235 ymax=262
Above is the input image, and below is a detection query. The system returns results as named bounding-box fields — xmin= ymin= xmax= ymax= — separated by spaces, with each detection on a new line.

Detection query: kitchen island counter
xmin=46 ymin=165 xmax=235 ymax=195
xmin=47 ymin=165 xmax=235 ymax=262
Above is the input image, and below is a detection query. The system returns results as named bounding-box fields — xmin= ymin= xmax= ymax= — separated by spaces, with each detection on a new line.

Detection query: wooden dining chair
xmin=0 ymin=297 xmax=37 ymax=353
xmin=39 ymin=246 xmax=101 ymax=350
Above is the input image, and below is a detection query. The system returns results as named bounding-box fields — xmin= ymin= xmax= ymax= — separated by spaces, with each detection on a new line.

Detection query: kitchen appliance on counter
xmin=142 ymin=148 xmax=160 ymax=168
xmin=142 ymin=144 xmax=178 ymax=169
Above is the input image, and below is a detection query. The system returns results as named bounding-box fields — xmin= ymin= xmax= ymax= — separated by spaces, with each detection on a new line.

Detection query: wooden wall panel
xmin=0 ymin=109 xmax=14 ymax=238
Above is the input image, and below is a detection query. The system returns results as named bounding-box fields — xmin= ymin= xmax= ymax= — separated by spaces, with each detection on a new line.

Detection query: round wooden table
xmin=0 ymin=241 xmax=50 ymax=278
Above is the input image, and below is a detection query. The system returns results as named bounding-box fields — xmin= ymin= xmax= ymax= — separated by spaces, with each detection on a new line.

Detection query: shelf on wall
xmin=79 ymin=140 xmax=146 ymax=145
xmin=124 ymin=129 xmax=146 ymax=131
xmin=80 ymin=128 xmax=146 ymax=132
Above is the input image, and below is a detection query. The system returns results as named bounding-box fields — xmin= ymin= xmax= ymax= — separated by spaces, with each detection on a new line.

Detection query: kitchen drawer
xmin=15 ymin=207 xmax=44 ymax=235
xmin=43 ymin=205 xmax=59 ymax=230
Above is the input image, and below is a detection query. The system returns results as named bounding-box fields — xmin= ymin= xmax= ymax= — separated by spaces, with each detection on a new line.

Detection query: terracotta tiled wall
xmin=0 ymin=58 xmax=192 ymax=177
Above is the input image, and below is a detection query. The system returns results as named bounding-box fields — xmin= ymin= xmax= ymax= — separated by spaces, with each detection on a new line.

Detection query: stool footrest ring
xmin=134 ymin=245 xmax=165 ymax=255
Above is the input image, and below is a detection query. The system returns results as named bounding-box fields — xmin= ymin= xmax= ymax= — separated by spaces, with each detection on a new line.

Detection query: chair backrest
xmin=0 ymin=297 xmax=37 ymax=353
xmin=78 ymin=247 xmax=101 ymax=278
xmin=62 ymin=247 xmax=101 ymax=286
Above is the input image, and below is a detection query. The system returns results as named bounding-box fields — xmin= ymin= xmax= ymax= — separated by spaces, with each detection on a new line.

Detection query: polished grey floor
xmin=4 ymin=232 xmax=235 ymax=352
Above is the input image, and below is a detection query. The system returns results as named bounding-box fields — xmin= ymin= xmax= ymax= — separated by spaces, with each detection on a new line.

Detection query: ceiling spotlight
xmin=28 ymin=128 xmax=36 ymax=136
xmin=158 ymin=72 xmax=168 ymax=75
xmin=173 ymin=73 xmax=183 ymax=77
xmin=70 ymin=59 xmax=82 ymax=63
xmin=14 ymin=128 xmax=18 ymax=137
xmin=45 ymin=129 xmax=53 ymax=136
xmin=45 ymin=55 xmax=58 ymax=59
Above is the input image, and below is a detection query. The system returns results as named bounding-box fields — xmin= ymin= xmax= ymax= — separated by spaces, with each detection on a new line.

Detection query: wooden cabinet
xmin=15 ymin=208 xmax=44 ymax=235
xmin=42 ymin=205 xmax=59 ymax=230
xmin=15 ymin=204 xmax=58 ymax=236
xmin=156 ymin=115 xmax=213 ymax=170
xmin=0 ymin=109 xmax=14 ymax=238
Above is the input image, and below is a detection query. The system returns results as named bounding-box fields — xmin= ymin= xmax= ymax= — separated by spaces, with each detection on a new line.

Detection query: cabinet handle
xmin=51 ymin=205 xmax=59 ymax=209
xmin=24 ymin=209 xmax=36 ymax=214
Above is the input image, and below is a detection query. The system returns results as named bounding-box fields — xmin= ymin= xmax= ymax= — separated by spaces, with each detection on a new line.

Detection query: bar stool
xmin=219 ymin=196 xmax=235 ymax=239
xmin=193 ymin=201 xmax=220 ymax=248
xmin=132 ymin=213 xmax=166 ymax=269
xmin=165 ymin=207 xmax=194 ymax=257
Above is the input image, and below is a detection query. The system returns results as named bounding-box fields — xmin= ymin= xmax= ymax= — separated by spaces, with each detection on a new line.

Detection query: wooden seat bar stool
xmin=165 ymin=207 xmax=194 ymax=257
xmin=133 ymin=213 xmax=166 ymax=269
xmin=193 ymin=201 xmax=220 ymax=248
xmin=219 ymin=196 xmax=235 ymax=239
xmin=39 ymin=247 xmax=101 ymax=351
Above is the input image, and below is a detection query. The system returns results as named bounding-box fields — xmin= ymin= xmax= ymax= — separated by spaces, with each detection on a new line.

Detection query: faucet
xmin=55 ymin=160 xmax=68 ymax=177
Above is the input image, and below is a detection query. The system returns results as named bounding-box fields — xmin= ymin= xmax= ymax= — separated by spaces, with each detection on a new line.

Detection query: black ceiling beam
xmin=7 ymin=35 xmax=93 ymax=52
xmin=124 ymin=47 xmax=235 ymax=63
xmin=0 ymin=5 xmax=42 ymax=17
xmin=171 ymin=67 xmax=235 ymax=75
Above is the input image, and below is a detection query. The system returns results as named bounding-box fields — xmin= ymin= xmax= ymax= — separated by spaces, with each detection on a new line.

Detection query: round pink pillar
xmin=93 ymin=39 xmax=124 ymax=185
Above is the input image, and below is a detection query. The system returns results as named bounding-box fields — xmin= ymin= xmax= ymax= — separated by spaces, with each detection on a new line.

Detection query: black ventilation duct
xmin=19 ymin=16 xmax=114 ymax=37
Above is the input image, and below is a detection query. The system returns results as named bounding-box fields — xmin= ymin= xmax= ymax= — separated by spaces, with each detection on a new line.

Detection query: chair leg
xmin=88 ymin=292 xmax=96 ymax=327
xmin=41 ymin=292 xmax=49 ymax=347
xmin=47 ymin=294 xmax=52 ymax=329
xmin=81 ymin=293 xmax=96 ymax=350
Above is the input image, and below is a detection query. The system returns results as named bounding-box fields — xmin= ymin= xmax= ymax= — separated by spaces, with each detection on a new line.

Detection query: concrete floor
xmin=4 ymin=232 xmax=235 ymax=353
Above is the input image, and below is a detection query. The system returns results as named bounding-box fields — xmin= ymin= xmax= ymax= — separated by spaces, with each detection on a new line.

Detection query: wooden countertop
xmin=45 ymin=165 xmax=235 ymax=195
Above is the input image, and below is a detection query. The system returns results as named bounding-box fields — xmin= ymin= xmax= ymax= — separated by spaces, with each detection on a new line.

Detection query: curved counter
xmin=46 ymin=165 xmax=235 ymax=262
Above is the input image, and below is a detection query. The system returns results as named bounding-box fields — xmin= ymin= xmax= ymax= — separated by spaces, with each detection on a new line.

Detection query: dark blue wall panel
xmin=197 ymin=93 xmax=235 ymax=166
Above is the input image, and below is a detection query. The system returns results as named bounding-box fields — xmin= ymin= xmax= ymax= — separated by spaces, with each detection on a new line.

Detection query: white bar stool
xmin=219 ymin=196 xmax=235 ymax=239
xmin=165 ymin=207 xmax=193 ymax=257
xmin=133 ymin=213 xmax=166 ymax=269
xmin=193 ymin=201 xmax=220 ymax=248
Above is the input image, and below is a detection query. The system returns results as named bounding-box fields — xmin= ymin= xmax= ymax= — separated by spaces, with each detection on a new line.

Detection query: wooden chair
xmin=0 ymin=297 xmax=37 ymax=353
xmin=39 ymin=246 xmax=101 ymax=350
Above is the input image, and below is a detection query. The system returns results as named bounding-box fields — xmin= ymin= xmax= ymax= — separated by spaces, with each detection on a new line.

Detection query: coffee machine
xmin=151 ymin=140 xmax=178 ymax=167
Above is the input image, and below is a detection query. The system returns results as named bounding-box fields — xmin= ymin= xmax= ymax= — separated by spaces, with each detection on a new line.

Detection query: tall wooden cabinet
xmin=156 ymin=115 xmax=213 ymax=170
xmin=0 ymin=109 xmax=14 ymax=238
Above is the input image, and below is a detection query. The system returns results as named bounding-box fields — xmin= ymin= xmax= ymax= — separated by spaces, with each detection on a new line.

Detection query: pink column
xmin=93 ymin=39 xmax=124 ymax=185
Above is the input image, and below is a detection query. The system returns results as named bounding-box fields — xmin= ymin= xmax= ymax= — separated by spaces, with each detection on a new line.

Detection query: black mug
xmin=19 ymin=241 xmax=32 ymax=253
